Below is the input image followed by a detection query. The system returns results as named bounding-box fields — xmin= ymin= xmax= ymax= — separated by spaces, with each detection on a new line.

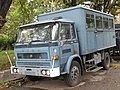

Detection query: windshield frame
xmin=16 ymin=22 xmax=59 ymax=43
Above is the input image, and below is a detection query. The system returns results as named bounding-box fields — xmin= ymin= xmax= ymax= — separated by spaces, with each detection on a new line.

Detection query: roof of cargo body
xmin=38 ymin=5 xmax=113 ymax=18
xmin=20 ymin=19 xmax=74 ymax=28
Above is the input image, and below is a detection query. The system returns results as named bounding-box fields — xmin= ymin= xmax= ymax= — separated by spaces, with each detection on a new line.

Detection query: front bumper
xmin=11 ymin=66 xmax=60 ymax=77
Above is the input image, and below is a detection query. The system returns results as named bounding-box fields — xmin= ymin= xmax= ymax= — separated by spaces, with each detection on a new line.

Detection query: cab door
xmin=59 ymin=23 xmax=77 ymax=72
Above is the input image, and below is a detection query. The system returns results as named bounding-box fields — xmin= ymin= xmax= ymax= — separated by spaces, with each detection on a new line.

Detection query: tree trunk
xmin=0 ymin=0 xmax=12 ymax=27
xmin=71 ymin=0 xmax=77 ymax=6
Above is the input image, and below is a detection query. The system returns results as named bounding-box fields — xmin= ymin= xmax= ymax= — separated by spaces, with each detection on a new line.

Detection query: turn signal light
xmin=52 ymin=55 xmax=59 ymax=60
xmin=74 ymin=50 xmax=78 ymax=54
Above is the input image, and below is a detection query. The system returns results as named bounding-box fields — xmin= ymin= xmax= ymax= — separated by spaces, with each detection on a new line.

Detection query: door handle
xmin=94 ymin=31 xmax=97 ymax=33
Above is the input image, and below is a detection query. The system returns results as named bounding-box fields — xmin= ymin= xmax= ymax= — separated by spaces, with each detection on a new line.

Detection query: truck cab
xmin=12 ymin=19 xmax=80 ymax=78
xmin=11 ymin=5 xmax=115 ymax=87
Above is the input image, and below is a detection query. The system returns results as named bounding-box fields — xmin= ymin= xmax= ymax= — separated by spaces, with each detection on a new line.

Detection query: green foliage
xmin=0 ymin=0 xmax=45 ymax=50
xmin=0 ymin=77 xmax=26 ymax=89
xmin=0 ymin=0 xmax=120 ymax=50
xmin=62 ymin=0 xmax=84 ymax=8
xmin=62 ymin=0 xmax=120 ymax=16
xmin=89 ymin=0 xmax=120 ymax=16
xmin=0 ymin=34 xmax=14 ymax=50
xmin=0 ymin=50 xmax=14 ymax=71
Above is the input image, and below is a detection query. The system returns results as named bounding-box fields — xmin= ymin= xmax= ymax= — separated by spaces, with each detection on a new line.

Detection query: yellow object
xmin=111 ymin=64 xmax=120 ymax=68
xmin=74 ymin=50 xmax=78 ymax=54
xmin=52 ymin=55 xmax=59 ymax=60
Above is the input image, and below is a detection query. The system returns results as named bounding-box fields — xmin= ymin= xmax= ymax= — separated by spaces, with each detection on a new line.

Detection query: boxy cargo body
xmin=38 ymin=6 xmax=116 ymax=55
xmin=11 ymin=6 xmax=116 ymax=86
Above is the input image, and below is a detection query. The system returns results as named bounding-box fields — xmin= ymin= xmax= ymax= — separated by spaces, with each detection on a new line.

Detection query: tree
xmin=62 ymin=0 xmax=120 ymax=16
xmin=62 ymin=0 xmax=84 ymax=8
xmin=0 ymin=0 xmax=120 ymax=50
xmin=86 ymin=0 xmax=120 ymax=15
xmin=0 ymin=0 xmax=12 ymax=28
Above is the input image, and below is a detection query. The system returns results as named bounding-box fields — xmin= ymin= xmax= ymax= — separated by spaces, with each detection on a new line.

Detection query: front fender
xmin=65 ymin=54 xmax=82 ymax=74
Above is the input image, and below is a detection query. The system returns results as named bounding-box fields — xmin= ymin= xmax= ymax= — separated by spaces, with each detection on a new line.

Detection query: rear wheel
xmin=63 ymin=61 xmax=81 ymax=87
xmin=102 ymin=52 xmax=110 ymax=70
xmin=26 ymin=75 xmax=41 ymax=81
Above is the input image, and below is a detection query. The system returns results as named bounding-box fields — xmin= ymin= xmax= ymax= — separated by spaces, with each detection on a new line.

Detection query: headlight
xmin=13 ymin=68 xmax=19 ymax=73
xmin=42 ymin=70 xmax=46 ymax=75
xmin=13 ymin=68 xmax=17 ymax=73
xmin=41 ymin=70 xmax=50 ymax=76
xmin=46 ymin=70 xmax=50 ymax=75
xmin=17 ymin=69 xmax=19 ymax=73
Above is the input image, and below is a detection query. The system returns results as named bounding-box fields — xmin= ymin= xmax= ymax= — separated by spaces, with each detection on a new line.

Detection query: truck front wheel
xmin=63 ymin=61 xmax=81 ymax=87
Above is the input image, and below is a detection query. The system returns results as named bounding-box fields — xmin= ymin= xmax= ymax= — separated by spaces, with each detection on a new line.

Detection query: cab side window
xmin=60 ymin=23 xmax=71 ymax=40
xmin=71 ymin=24 xmax=76 ymax=39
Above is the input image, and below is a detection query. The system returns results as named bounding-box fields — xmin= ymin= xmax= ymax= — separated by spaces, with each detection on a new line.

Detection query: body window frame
xmin=109 ymin=19 xmax=114 ymax=30
xmin=59 ymin=23 xmax=72 ymax=41
xmin=96 ymin=15 xmax=103 ymax=30
xmin=70 ymin=23 xmax=77 ymax=39
xmin=59 ymin=23 xmax=77 ymax=41
xmin=86 ymin=14 xmax=95 ymax=30
xmin=103 ymin=17 xmax=108 ymax=30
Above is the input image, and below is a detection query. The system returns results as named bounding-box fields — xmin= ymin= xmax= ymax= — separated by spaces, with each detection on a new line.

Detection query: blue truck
xmin=11 ymin=6 xmax=116 ymax=86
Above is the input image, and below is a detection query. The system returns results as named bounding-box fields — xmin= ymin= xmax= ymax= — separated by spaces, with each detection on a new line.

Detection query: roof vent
xmin=53 ymin=16 xmax=62 ymax=20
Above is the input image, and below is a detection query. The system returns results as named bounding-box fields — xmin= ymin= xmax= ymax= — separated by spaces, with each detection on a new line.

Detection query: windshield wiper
xmin=28 ymin=39 xmax=45 ymax=44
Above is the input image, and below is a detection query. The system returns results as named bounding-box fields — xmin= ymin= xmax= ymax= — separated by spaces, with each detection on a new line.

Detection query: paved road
xmin=2 ymin=68 xmax=120 ymax=90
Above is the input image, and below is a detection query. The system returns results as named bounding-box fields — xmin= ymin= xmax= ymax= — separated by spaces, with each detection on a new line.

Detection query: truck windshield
xmin=17 ymin=23 xmax=59 ymax=43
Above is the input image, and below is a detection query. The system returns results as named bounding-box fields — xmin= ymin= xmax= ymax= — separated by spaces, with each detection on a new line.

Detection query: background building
xmin=116 ymin=9 xmax=120 ymax=24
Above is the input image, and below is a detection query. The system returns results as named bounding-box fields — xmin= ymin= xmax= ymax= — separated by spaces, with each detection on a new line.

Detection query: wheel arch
xmin=65 ymin=54 xmax=84 ymax=75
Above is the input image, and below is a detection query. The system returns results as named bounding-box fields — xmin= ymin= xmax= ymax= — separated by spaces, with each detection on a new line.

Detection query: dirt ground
xmin=2 ymin=68 xmax=120 ymax=90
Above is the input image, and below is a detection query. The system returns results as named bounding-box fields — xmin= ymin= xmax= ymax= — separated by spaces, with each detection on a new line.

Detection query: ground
xmin=1 ymin=67 xmax=120 ymax=90
xmin=0 ymin=53 xmax=120 ymax=90
xmin=0 ymin=50 xmax=14 ymax=71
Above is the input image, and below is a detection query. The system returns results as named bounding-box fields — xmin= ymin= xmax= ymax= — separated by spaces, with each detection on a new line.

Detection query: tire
xmin=63 ymin=61 xmax=81 ymax=87
xmin=26 ymin=75 xmax=41 ymax=81
xmin=102 ymin=52 xmax=110 ymax=70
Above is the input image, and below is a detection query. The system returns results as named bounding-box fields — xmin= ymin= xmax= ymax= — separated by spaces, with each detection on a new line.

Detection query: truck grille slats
xmin=17 ymin=61 xmax=51 ymax=68
xmin=17 ymin=53 xmax=48 ymax=59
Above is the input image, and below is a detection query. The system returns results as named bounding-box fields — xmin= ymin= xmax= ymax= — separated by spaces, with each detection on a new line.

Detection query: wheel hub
xmin=71 ymin=66 xmax=79 ymax=81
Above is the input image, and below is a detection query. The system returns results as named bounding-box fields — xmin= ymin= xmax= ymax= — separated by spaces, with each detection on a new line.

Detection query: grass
xmin=0 ymin=50 xmax=27 ymax=89
xmin=0 ymin=50 xmax=15 ymax=71
xmin=0 ymin=77 xmax=27 ymax=89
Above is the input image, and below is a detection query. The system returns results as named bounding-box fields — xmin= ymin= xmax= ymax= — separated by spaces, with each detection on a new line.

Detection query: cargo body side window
xmin=109 ymin=19 xmax=114 ymax=30
xmin=96 ymin=16 xmax=103 ymax=30
xmin=60 ymin=23 xmax=71 ymax=40
xmin=103 ymin=17 xmax=108 ymax=29
xmin=86 ymin=14 xmax=95 ymax=29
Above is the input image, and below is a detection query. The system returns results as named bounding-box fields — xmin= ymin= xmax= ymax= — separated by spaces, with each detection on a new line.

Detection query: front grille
xmin=17 ymin=61 xmax=51 ymax=67
xmin=17 ymin=53 xmax=48 ymax=59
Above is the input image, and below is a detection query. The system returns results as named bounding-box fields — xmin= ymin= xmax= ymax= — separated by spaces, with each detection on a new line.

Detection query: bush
xmin=0 ymin=34 xmax=15 ymax=50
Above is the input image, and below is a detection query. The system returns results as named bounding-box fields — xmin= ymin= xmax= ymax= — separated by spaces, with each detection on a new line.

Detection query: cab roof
xmin=20 ymin=19 xmax=74 ymax=28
